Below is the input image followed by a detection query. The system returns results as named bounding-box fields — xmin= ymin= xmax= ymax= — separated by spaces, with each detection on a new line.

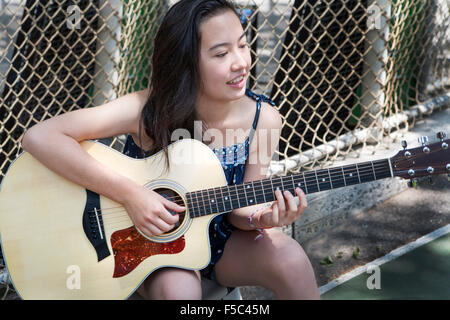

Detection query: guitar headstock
xmin=390 ymin=132 xmax=450 ymax=184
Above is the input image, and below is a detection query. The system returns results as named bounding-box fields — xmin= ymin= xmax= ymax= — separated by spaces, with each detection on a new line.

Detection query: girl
xmin=22 ymin=0 xmax=319 ymax=299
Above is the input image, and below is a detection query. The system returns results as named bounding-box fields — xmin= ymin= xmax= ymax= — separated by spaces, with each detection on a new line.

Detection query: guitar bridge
xmin=82 ymin=189 xmax=110 ymax=261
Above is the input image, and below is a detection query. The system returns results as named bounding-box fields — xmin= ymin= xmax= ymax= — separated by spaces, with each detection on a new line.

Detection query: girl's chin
xmin=226 ymin=84 xmax=247 ymax=97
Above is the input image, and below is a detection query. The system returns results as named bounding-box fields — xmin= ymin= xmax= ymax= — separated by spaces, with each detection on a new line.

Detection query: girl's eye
xmin=216 ymin=52 xmax=227 ymax=58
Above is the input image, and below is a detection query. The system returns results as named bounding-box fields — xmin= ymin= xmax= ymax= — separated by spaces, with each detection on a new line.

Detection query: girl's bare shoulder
xmin=245 ymin=94 xmax=282 ymax=155
xmin=257 ymin=99 xmax=282 ymax=131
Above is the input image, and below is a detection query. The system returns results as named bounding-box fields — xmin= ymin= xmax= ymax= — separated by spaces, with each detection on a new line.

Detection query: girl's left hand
xmin=257 ymin=187 xmax=307 ymax=228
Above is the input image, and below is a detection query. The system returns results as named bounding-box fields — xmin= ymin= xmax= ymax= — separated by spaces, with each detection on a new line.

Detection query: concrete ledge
xmin=292 ymin=107 xmax=450 ymax=243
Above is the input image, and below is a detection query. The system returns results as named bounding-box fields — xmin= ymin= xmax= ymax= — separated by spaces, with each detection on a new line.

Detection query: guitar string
xmin=90 ymin=139 xmax=442 ymax=218
xmin=100 ymin=164 xmax=393 ymax=226
xmin=93 ymin=164 xmax=392 ymax=223
xmin=102 ymin=168 xmax=395 ymax=228
xmin=92 ymin=161 xmax=391 ymax=218
xmin=186 ymin=163 xmax=392 ymax=217
xmin=91 ymin=162 xmax=392 ymax=218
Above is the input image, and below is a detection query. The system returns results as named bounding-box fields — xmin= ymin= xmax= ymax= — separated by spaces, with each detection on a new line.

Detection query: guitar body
xmin=0 ymin=139 xmax=227 ymax=299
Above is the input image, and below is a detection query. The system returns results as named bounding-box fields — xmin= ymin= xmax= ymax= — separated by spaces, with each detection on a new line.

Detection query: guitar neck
xmin=187 ymin=158 xmax=393 ymax=218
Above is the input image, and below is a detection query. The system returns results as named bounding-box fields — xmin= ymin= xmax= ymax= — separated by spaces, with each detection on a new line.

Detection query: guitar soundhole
xmin=155 ymin=187 xmax=186 ymax=234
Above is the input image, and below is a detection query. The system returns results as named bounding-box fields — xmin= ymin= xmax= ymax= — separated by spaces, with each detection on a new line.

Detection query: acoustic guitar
xmin=0 ymin=134 xmax=448 ymax=299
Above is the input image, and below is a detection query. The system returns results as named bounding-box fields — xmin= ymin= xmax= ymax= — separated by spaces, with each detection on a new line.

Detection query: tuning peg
xmin=418 ymin=136 xmax=429 ymax=145
xmin=437 ymin=132 xmax=448 ymax=149
xmin=436 ymin=132 xmax=447 ymax=140
xmin=401 ymin=140 xmax=407 ymax=150
xmin=418 ymin=136 xmax=430 ymax=153
xmin=401 ymin=140 xmax=411 ymax=158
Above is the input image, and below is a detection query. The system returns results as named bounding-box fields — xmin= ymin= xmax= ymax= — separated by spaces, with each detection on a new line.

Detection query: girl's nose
xmin=231 ymin=51 xmax=248 ymax=71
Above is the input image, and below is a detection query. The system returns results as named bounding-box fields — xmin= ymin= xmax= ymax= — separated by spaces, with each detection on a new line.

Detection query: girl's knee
xmin=264 ymin=231 xmax=313 ymax=280
xmin=139 ymin=268 xmax=202 ymax=300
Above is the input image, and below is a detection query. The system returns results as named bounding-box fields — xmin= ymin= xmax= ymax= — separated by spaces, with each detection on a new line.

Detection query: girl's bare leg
xmin=137 ymin=268 xmax=202 ymax=300
xmin=214 ymin=228 xmax=320 ymax=300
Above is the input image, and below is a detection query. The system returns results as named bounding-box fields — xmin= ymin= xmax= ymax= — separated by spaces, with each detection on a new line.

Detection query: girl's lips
xmin=227 ymin=74 xmax=246 ymax=88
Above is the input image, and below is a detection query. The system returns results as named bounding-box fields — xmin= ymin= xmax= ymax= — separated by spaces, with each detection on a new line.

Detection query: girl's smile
xmin=226 ymin=73 xmax=247 ymax=88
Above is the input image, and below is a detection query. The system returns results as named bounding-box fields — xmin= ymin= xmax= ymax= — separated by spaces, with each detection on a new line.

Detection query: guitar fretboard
xmin=186 ymin=159 xmax=392 ymax=218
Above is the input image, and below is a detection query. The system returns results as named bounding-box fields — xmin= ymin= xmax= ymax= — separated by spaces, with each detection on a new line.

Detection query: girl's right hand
xmin=122 ymin=186 xmax=185 ymax=237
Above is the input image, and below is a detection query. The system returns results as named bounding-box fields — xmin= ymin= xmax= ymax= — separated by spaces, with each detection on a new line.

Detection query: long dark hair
xmin=139 ymin=0 xmax=239 ymax=171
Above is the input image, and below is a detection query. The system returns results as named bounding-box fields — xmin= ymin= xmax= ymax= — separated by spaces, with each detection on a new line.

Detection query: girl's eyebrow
xmin=208 ymin=32 xmax=246 ymax=51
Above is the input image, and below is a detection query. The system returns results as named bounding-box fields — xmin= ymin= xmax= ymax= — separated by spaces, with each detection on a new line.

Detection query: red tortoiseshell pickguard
xmin=110 ymin=226 xmax=185 ymax=278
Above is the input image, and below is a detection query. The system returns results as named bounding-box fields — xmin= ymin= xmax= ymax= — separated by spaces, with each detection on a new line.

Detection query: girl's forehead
xmin=199 ymin=11 xmax=243 ymax=45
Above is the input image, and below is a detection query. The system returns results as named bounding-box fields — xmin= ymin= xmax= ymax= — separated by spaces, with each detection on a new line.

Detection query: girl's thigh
xmin=137 ymin=267 xmax=202 ymax=300
xmin=213 ymin=228 xmax=319 ymax=299
xmin=214 ymin=228 xmax=300 ymax=287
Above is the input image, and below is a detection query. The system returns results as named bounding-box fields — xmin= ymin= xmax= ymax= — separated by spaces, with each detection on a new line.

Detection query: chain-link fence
xmin=1 ymin=0 xmax=449 ymax=181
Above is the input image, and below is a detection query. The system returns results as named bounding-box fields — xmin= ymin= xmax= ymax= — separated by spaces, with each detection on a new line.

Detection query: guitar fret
xmin=281 ymin=176 xmax=290 ymax=193
xmin=271 ymin=177 xmax=282 ymax=201
xmin=330 ymin=167 xmax=345 ymax=189
xmin=355 ymin=164 xmax=362 ymax=184
xmin=360 ymin=163 xmax=374 ymax=183
xmin=251 ymin=181 xmax=257 ymax=205
xmin=304 ymin=172 xmax=318 ymax=193
xmin=343 ymin=165 xmax=359 ymax=185
xmin=314 ymin=170 xmax=320 ymax=191
xmin=187 ymin=193 xmax=196 ymax=218
xmin=341 ymin=167 xmax=347 ymax=186
xmin=195 ymin=190 xmax=204 ymax=217
xmin=219 ymin=186 xmax=226 ymax=213
xmin=234 ymin=184 xmax=241 ymax=209
xmin=371 ymin=161 xmax=377 ymax=180
xmin=186 ymin=193 xmax=192 ymax=217
xmin=293 ymin=174 xmax=302 ymax=189
xmin=198 ymin=190 xmax=205 ymax=217
xmin=242 ymin=183 xmax=249 ymax=206
xmin=246 ymin=183 xmax=252 ymax=205
xmin=298 ymin=173 xmax=307 ymax=194
xmin=387 ymin=158 xmax=394 ymax=177
xmin=211 ymin=188 xmax=219 ymax=213
xmin=207 ymin=190 xmax=212 ymax=213
xmin=270 ymin=178 xmax=275 ymax=198
xmin=225 ymin=186 xmax=234 ymax=211
xmin=269 ymin=179 xmax=277 ymax=201
xmin=214 ymin=187 xmax=224 ymax=213
xmin=260 ymin=180 xmax=267 ymax=203
xmin=378 ymin=160 xmax=392 ymax=179
xmin=244 ymin=184 xmax=250 ymax=204
xmin=317 ymin=169 xmax=332 ymax=191
xmin=202 ymin=189 xmax=212 ymax=215
xmin=328 ymin=169 xmax=333 ymax=189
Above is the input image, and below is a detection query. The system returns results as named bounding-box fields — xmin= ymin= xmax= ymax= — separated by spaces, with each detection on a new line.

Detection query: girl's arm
xmin=21 ymin=89 xmax=184 ymax=237
xmin=227 ymin=102 xmax=307 ymax=230
xmin=22 ymin=90 xmax=146 ymax=203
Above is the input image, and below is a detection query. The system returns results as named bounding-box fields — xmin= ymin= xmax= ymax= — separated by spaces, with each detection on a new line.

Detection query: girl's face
xmin=198 ymin=10 xmax=251 ymax=103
